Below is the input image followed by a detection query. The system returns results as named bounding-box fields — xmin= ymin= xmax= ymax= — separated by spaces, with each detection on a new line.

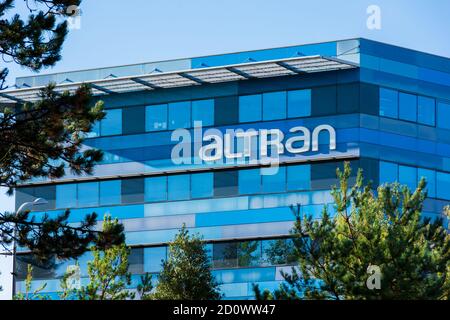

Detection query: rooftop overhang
xmin=0 ymin=55 xmax=358 ymax=104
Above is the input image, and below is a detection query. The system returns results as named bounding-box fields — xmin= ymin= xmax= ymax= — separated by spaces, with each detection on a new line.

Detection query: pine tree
xmin=152 ymin=225 xmax=222 ymax=300
xmin=0 ymin=0 xmax=123 ymax=261
xmin=255 ymin=162 xmax=450 ymax=300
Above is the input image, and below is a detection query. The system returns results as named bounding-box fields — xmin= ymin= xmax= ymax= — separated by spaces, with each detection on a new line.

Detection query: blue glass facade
xmin=13 ymin=38 xmax=450 ymax=299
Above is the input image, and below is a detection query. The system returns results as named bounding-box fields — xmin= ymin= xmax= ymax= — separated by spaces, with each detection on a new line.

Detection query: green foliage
xmin=152 ymin=225 xmax=222 ymax=300
xmin=255 ymin=162 xmax=450 ymax=300
xmin=136 ymin=273 xmax=153 ymax=300
xmin=77 ymin=217 xmax=133 ymax=300
xmin=14 ymin=264 xmax=50 ymax=300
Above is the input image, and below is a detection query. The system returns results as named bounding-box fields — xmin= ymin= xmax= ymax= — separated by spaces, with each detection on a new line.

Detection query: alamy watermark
xmin=366 ymin=5 xmax=381 ymax=30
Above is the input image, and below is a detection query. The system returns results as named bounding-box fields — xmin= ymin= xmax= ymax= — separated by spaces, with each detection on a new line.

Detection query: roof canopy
xmin=0 ymin=55 xmax=358 ymax=104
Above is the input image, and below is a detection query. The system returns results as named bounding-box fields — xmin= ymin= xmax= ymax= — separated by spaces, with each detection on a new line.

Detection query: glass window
xmin=192 ymin=99 xmax=214 ymax=127
xmin=263 ymin=91 xmax=287 ymax=121
xmin=437 ymin=101 xmax=450 ymax=130
xmin=191 ymin=173 xmax=213 ymax=199
xmin=214 ymin=171 xmax=238 ymax=197
xmin=287 ymin=165 xmax=311 ymax=191
xmin=238 ymin=169 xmax=261 ymax=194
xmin=87 ymin=121 xmax=100 ymax=138
xmin=239 ymin=94 xmax=262 ymax=123
xmin=56 ymin=184 xmax=77 ymax=208
xmin=261 ymin=239 xmax=296 ymax=266
xmin=379 ymin=161 xmax=398 ymax=184
xmin=436 ymin=171 xmax=450 ymax=200
xmin=417 ymin=96 xmax=435 ymax=126
xmin=99 ymin=180 xmax=121 ymax=206
xmin=287 ymin=89 xmax=311 ymax=118
xmin=399 ymin=92 xmax=417 ymax=122
xmin=213 ymin=242 xmax=237 ymax=268
xmin=262 ymin=166 xmax=286 ymax=193
xmin=145 ymin=176 xmax=167 ymax=202
xmin=100 ymin=109 xmax=122 ymax=136
xmin=168 ymin=101 xmax=191 ymax=129
xmin=121 ymin=178 xmax=145 ymax=204
xmin=379 ymin=88 xmax=398 ymax=119
xmin=237 ymin=241 xmax=261 ymax=267
xmin=145 ymin=104 xmax=167 ymax=132
xmin=143 ymin=247 xmax=166 ymax=273
xmin=77 ymin=182 xmax=99 ymax=207
xmin=399 ymin=165 xmax=417 ymax=191
xmin=168 ymin=175 xmax=190 ymax=201
xmin=418 ymin=168 xmax=436 ymax=198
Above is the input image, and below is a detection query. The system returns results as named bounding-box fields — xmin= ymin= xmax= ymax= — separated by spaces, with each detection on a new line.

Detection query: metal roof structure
xmin=0 ymin=55 xmax=358 ymax=104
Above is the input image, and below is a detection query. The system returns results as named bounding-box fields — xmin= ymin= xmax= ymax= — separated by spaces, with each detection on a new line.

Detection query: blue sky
xmin=5 ymin=0 xmax=450 ymax=84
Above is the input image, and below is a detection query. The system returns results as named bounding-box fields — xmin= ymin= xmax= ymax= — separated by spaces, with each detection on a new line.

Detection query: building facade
xmin=3 ymin=38 xmax=450 ymax=299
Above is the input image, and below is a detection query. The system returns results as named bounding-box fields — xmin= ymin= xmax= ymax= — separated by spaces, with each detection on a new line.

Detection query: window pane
xmin=191 ymin=173 xmax=213 ymax=199
xmin=214 ymin=171 xmax=238 ymax=197
xmin=121 ymin=178 xmax=144 ymax=204
xmin=287 ymin=165 xmax=311 ymax=191
xmin=379 ymin=88 xmax=398 ymax=118
xmin=399 ymin=92 xmax=417 ymax=122
xmin=418 ymin=168 xmax=436 ymax=198
xmin=399 ymin=165 xmax=417 ymax=191
xmin=56 ymin=184 xmax=77 ymax=209
xmin=436 ymin=172 xmax=450 ymax=200
xmin=379 ymin=161 xmax=398 ymax=184
xmin=262 ymin=166 xmax=286 ymax=193
xmin=146 ymin=104 xmax=167 ymax=132
xmin=213 ymin=242 xmax=237 ymax=268
xmin=101 ymin=109 xmax=122 ymax=136
xmin=238 ymin=241 xmax=261 ymax=267
xmin=168 ymin=175 xmax=190 ymax=200
xmin=263 ymin=91 xmax=286 ymax=121
xmin=417 ymin=96 xmax=435 ymax=126
xmin=238 ymin=169 xmax=261 ymax=194
xmin=261 ymin=239 xmax=295 ymax=266
xmin=239 ymin=94 xmax=262 ymax=123
xmin=99 ymin=180 xmax=121 ymax=206
xmin=77 ymin=182 xmax=99 ymax=207
xmin=145 ymin=176 xmax=167 ymax=202
xmin=288 ymin=89 xmax=311 ymax=118
xmin=144 ymin=247 xmax=166 ymax=273
xmin=192 ymin=99 xmax=214 ymax=127
xmin=169 ymin=101 xmax=191 ymax=129
xmin=437 ymin=101 xmax=450 ymax=130
xmin=87 ymin=121 xmax=100 ymax=138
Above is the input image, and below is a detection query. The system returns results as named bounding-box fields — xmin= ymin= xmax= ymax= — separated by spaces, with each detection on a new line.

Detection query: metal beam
xmin=90 ymin=83 xmax=115 ymax=94
xmin=225 ymin=67 xmax=255 ymax=79
xmin=130 ymin=77 xmax=160 ymax=90
xmin=0 ymin=92 xmax=24 ymax=103
xmin=178 ymin=73 xmax=206 ymax=85
xmin=275 ymin=61 xmax=307 ymax=74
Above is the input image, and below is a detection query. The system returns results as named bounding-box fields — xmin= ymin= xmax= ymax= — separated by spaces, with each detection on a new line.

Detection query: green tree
xmin=13 ymin=264 xmax=50 ymax=300
xmin=77 ymin=217 xmax=133 ymax=300
xmin=0 ymin=0 xmax=122 ymax=261
xmin=152 ymin=225 xmax=222 ymax=300
xmin=255 ymin=162 xmax=450 ymax=300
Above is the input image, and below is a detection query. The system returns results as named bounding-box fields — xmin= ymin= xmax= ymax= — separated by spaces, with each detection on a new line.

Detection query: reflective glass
xmin=145 ymin=104 xmax=167 ymax=132
xmin=100 ymin=108 xmax=122 ymax=136
xmin=379 ymin=161 xmax=398 ymax=184
xmin=287 ymin=89 xmax=311 ymax=118
xmin=417 ymin=96 xmax=435 ymax=126
xmin=192 ymin=99 xmax=214 ymax=127
xmin=263 ymin=91 xmax=286 ymax=121
xmin=145 ymin=176 xmax=167 ymax=202
xmin=399 ymin=92 xmax=417 ymax=122
xmin=191 ymin=173 xmax=213 ymax=199
xmin=56 ymin=184 xmax=77 ymax=209
xmin=99 ymin=180 xmax=121 ymax=206
xmin=213 ymin=242 xmax=237 ymax=268
xmin=77 ymin=182 xmax=99 ymax=207
xmin=143 ymin=246 xmax=167 ymax=273
xmin=437 ymin=101 xmax=450 ymax=130
xmin=399 ymin=165 xmax=417 ymax=191
xmin=239 ymin=94 xmax=262 ymax=123
xmin=287 ymin=165 xmax=310 ymax=191
xmin=418 ymin=168 xmax=436 ymax=198
xmin=237 ymin=241 xmax=261 ymax=267
xmin=379 ymin=88 xmax=398 ymax=119
xmin=168 ymin=174 xmax=190 ymax=200
xmin=169 ymin=101 xmax=191 ymax=129
xmin=436 ymin=171 xmax=450 ymax=200
xmin=262 ymin=166 xmax=286 ymax=193
xmin=238 ymin=169 xmax=261 ymax=194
